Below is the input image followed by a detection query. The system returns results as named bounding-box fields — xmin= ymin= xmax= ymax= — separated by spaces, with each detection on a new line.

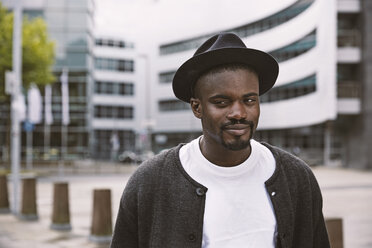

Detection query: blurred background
xmin=0 ymin=1 xmax=372 ymax=247
xmin=0 ymin=0 xmax=371 ymax=169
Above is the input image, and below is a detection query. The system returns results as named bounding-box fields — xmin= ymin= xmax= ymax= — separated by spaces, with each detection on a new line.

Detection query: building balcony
xmin=337 ymin=30 xmax=361 ymax=63
xmin=337 ymin=81 xmax=361 ymax=114
xmin=338 ymin=29 xmax=361 ymax=47
xmin=337 ymin=81 xmax=361 ymax=98
xmin=337 ymin=47 xmax=361 ymax=63
xmin=337 ymin=0 xmax=361 ymax=13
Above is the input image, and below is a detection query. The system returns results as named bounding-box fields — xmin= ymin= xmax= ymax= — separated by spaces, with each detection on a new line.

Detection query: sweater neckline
xmin=172 ymin=141 xmax=284 ymax=188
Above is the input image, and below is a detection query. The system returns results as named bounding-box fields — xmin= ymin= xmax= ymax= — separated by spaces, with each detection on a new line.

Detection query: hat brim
xmin=172 ymin=47 xmax=279 ymax=103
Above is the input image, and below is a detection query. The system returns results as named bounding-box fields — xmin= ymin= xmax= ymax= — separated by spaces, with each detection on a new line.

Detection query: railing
xmin=338 ymin=29 xmax=361 ymax=47
xmin=0 ymin=146 xmax=90 ymax=163
xmin=337 ymin=81 xmax=361 ymax=98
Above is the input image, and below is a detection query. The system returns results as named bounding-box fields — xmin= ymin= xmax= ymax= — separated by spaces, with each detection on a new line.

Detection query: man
xmin=111 ymin=33 xmax=330 ymax=248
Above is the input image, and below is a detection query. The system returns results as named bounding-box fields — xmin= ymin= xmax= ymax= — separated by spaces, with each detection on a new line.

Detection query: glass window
xmin=67 ymin=52 xmax=87 ymax=68
xmin=95 ymin=39 xmax=103 ymax=46
xmin=23 ymin=10 xmax=44 ymax=19
xmin=46 ymin=1 xmax=65 ymax=8
xmin=118 ymin=60 xmax=126 ymax=71
xmin=67 ymin=12 xmax=88 ymax=29
xmin=108 ymin=59 xmax=116 ymax=70
xmin=126 ymin=84 xmax=134 ymax=95
xmin=159 ymin=99 xmax=189 ymax=111
xmin=159 ymin=71 xmax=176 ymax=83
xmin=45 ymin=11 xmax=65 ymax=28
xmin=107 ymin=40 xmax=114 ymax=47
xmin=94 ymin=81 xmax=100 ymax=93
xmin=67 ymin=0 xmax=89 ymax=9
xmin=67 ymin=31 xmax=88 ymax=48
xmin=94 ymin=105 xmax=133 ymax=119
xmin=119 ymin=41 xmax=125 ymax=48
xmin=125 ymin=60 xmax=134 ymax=72
xmin=261 ymin=74 xmax=316 ymax=103
xmin=94 ymin=58 xmax=134 ymax=72
xmin=269 ymin=30 xmax=316 ymax=62
xmin=106 ymin=82 xmax=113 ymax=94
xmin=160 ymin=0 xmax=314 ymax=55
xmin=112 ymin=83 xmax=119 ymax=95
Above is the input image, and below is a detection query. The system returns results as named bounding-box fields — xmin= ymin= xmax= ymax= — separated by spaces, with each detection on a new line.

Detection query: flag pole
xmin=60 ymin=125 xmax=67 ymax=176
xmin=10 ymin=0 xmax=23 ymax=215
xmin=59 ymin=68 xmax=69 ymax=176
xmin=44 ymin=84 xmax=53 ymax=160
xmin=26 ymin=128 xmax=33 ymax=170
xmin=44 ymin=123 xmax=50 ymax=159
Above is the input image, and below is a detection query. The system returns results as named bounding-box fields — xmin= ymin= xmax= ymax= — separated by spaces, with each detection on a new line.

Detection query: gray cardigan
xmin=111 ymin=143 xmax=330 ymax=248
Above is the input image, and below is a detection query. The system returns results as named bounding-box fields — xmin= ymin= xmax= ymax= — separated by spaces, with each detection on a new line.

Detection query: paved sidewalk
xmin=0 ymin=166 xmax=372 ymax=248
xmin=314 ymin=167 xmax=372 ymax=248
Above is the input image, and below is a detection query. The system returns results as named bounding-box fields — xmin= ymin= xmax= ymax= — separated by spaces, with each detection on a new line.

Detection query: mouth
xmin=222 ymin=124 xmax=251 ymax=136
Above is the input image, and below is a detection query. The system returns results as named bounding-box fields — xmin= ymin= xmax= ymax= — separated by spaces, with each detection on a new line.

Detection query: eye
xmin=213 ymin=99 xmax=230 ymax=107
xmin=244 ymin=98 xmax=257 ymax=104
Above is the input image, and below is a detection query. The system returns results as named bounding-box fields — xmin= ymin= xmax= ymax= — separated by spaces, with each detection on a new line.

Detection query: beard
xmin=220 ymin=120 xmax=254 ymax=151
xmin=221 ymin=136 xmax=251 ymax=151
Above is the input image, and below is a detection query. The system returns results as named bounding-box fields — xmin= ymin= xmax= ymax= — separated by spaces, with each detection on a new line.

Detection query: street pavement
xmin=0 ymin=165 xmax=372 ymax=248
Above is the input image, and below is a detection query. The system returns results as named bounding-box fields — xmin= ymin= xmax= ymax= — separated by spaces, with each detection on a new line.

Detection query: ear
xmin=190 ymin=97 xmax=202 ymax=119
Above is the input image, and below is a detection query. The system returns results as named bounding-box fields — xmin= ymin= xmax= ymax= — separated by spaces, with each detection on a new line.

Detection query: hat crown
xmin=173 ymin=32 xmax=279 ymax=102
xmin=194 ymin=33 xmax=247 ymax=56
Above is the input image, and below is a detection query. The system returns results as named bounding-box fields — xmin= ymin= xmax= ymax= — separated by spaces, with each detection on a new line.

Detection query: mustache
xmin=221 ymin=120 xmax=254 ymax=129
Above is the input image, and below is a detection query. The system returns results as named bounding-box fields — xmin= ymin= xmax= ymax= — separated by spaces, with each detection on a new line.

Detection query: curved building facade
xmin=152 ymin=0 xmax=348 ymax=165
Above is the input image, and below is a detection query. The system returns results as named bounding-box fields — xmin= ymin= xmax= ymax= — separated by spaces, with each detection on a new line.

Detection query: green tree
xmin=0 ymin=3 xmax=55 ymax=98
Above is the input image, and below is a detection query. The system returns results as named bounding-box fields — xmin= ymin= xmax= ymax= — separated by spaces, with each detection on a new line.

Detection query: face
xmin=191 ymin=68 xmax=260 ymax=151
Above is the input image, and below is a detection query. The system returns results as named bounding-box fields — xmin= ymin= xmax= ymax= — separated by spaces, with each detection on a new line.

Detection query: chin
xmin=222 ymin=138 xmax=251 ymax=151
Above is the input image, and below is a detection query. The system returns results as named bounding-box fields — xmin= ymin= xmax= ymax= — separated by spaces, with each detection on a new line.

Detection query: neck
xmin=199 ymin=136 xmax=252 ymax=167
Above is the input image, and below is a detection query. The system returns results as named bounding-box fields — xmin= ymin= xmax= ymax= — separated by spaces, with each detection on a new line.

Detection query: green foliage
xmin=0 ymin=3 xmax=55 ymax=97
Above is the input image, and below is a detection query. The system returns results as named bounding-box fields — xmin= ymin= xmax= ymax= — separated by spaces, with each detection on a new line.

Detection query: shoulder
xmin=124 ymin=144 xmax=184 ymax=189
xmin=132 ymin=145 xmax=181 ymax=177
xmin=120 ymin=145 xmax=183 ymax=204
xmin=261 ymin=142 xmax=319 ymax=188
xmin=262 ymin=142 xmax=311 ymax=172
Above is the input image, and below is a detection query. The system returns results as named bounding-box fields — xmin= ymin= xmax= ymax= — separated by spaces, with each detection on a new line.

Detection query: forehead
xmin=195 ymin=68 xmax=259 ymax=97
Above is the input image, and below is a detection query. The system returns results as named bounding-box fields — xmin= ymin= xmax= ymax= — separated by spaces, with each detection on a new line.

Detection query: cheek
xmin=201 ymin=109 xmax=225 ymax=128
xmin=250 ymin=106 xmax=260 ymax=126
xmin=252 ymin=105 xmax=260 ymax=118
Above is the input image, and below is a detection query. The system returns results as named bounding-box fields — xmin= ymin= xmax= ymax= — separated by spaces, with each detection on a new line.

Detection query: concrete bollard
xmin=50 ymin=182 xmax=71 ymax=231
xmin=19 ymin=177 xmax=38 ymax=220
xmin=0 ymin=175 xmax=10 ymax=213
xmin=326 ymin=217 xmax=343 ymax=248
xmin=89 ymin=189 xmax=112 ymax=243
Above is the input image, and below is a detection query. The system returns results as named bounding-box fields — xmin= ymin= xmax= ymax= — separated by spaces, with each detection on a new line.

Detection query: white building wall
xmin=92 ymin=38 xmax=145 ymax=134
xmin=155 ymin=0 xmax=296 ymax=44
xmin=153 ymin=0 xmax=337 ymax=133
xmin=261 ymin=0 xmax=337 ymax=129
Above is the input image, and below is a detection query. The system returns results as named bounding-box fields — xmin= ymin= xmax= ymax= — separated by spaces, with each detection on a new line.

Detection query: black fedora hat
xmin=172 ymin=32 xmax=279 ymax=103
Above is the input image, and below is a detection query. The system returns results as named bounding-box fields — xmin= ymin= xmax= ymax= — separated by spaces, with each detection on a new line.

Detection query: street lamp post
xmin=138 ymin=54 xmax=155 ymax=153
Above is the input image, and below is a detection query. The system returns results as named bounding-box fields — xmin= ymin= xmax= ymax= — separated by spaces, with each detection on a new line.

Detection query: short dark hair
xmin=191 ymin=63 xmax=258 ymax=99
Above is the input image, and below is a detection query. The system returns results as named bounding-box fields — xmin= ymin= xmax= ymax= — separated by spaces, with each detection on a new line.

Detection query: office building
xmin=151 ymin=0 xmax=372 ymax=169
xmin=1 ymin=0 xmax=95 ymax=161
xmin=1 ymin=0 xmax=371 ymax=169
xmin=92 ymin=35 xmax=146 ymax=160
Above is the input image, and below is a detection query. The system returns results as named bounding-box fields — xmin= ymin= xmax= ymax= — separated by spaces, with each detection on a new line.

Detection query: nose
xmin=226 ymin=101 xmax=247 ymax=120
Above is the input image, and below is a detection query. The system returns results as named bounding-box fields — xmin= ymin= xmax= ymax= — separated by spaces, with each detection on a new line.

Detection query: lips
xmin=222 ymin=124 xmax=251 ymax=136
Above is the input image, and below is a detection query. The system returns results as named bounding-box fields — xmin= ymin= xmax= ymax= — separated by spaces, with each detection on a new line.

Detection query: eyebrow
xmin=243 ymin=93 xmax=259 ymax=97
xmin=209 ymin=92 xmax=258 ymax=100
xmin=209 ymin=94 xmax=230 ymax=100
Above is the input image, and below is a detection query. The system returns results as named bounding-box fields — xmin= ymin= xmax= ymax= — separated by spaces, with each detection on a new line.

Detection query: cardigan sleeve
xmin=308 ymin=169 xmax=330 ymax=248
xmin=263 ymin=143 xmax=331 ymax=248
xmin=110 ymin=172 xmax=140 ymax=248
